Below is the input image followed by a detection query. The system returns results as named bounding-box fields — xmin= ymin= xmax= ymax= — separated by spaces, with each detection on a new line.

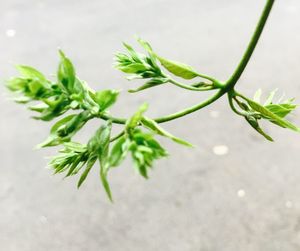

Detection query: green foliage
xmin=7 ymin=51 xmax=195 ymax=201
xmin=128 ymin=129 xmax=168 ymax=178
xmin=230 ymin=90 xmax=299 ymax=141
xmin=141 ymin=116 xmax=193 ymax=147
xmin=115 ymin=37 xmax=215 ymax=92
xmin=6 ymin=0 xmax=300 ymax=201
xmin=156 ymin=56 xmax=198 ymax=80
xmin=90 ymin=90 xmax=119 ymax=112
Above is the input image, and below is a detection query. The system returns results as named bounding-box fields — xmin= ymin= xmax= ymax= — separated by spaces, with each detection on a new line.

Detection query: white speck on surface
xmin=210 ymin=110 xmax=219 ymax=118
xmin=285 ymin=201 xmax=293 ymax=208
xmin=6 ymin=29 xmax=16 ymax=37
xmin=237 ymin=190 xmax=245 ymax=198
xmin=213 ymin=145 xmax=229 ymax=156
xmin=39 ymin=215 xmax=48 ymax=224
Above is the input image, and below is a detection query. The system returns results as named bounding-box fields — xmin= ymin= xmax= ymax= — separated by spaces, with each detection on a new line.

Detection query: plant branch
xmin=225 ymin=0 xmax=275 ymax=90
xmin=96 ymin=0 xmax=276 ymax=126
xmin=167 ymin=78 xmax=215 ymax=91
xmin=98 ymin=89 xmax=226 ymax=124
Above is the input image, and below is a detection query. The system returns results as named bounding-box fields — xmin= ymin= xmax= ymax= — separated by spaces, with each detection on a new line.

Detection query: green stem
xmin=196 ymin=73 xmax=218 ymax=83
xmin=168 ymin=78 xmax=214 ymax=91
xmin=110 ymin=131 xmax=125 ymax=142
xmin=228 ymin=93 xmax=245 ymax=116
xmin=99 ymin=0 xmax=275 ymax=125
xmin=99 ymin=89 xmax=226 ymax=124
xmin=225 ymin=0 xmax=275 ymax=90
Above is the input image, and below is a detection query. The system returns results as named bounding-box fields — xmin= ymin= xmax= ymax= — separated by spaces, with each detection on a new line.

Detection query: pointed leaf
xmin=245 ymin=115 xmax=274 ymax=141
xmin=37 ymin=114 xmax=77 ymax=148
xmin=157 ymin=56 xmax=198 ymax=80
xmin=109 ymin=136 xmax=130 ymax=167
xmin=16 ymin=65 xmax=47 ymax=82
xmin=57 ymin=50 xmax=76 ymax=92
xmin=100 ymin=167 xmax=113 ymax=202
xmin=264 ymin=89 xmax=278 ymax=105
xmin=92 ymin=90 xmax=119 ymax=112
xmin=128 ymin=78 xmax=168 ymax=93
xmin=126 ymin=103 xmax=148 ymax=131
xmin=77 ymin=157 xmax=97 ymax=188
xmin=245 ymin=98 xmax=299 ymax=131
xmin=253 ymin=88 xmax=262 ymax=103
xmin=265 ymin=103 xmax=297 ymax=118
xmin=141 ymin=116 xmax=193 ymax=147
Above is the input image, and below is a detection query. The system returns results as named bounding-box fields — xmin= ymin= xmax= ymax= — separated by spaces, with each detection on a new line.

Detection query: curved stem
xmin=110 ymin=131 xmax=125 ymax=142
xmin=99 ymin=89 xmax=226 ymax=124
xmin=225 ymin=0 xmax=275 ymax=90
xmin=196 ymin=73 xmax=218 ymax=83
xmin=227 ymin=93 xmax=247 ymax=116
xmin=168 ymin=78 xmax=214 ymax=91
xmin=227 ymin=93 xmax=244 ymax=116
xmin=155 ymin=90 xmax=225 ymax=123
xmin=98 ymin=0 xmax=275 ymax=126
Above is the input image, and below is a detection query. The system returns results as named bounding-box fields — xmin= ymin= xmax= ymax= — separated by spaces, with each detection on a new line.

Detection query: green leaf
xmin=100 ymin=167 xmax=113 ymax=202
xmin=37 ymin=114 xmax=77 ymax=148
xmin=265 ymin=103 xmax=297 ymax=118
xmin=16 ymin=65 xmax=47 ymax=82
xmin=141 ymin=116 xmax=193 ymax=147
xmin=129 ymin=129 xmax=168 ymax=179
xmin=136 ymin=37 xmax=153 ymax=54
xmin=157 ymin=56 xmax=198 ymax=80
xmin=245 ymin=115 xmax=274 ymax=141
xmin=56 ymin=111 xmax=90 ymax=137
xmin=77 ymin=157 xmax=97 ymax=188
xmin=57 ymin=50 xmax=76 ymax=92
xmin=28 ymin=80 xmax=44 ymax=96
xmin=264 ymin=89 xmax=278 ymax=105
xmin=87 ymin=121 xmax=112 ymax=156
xmin=245 ymin=98 xmax=299 ymax=131
xmin=63 ymin=142 xmax=87 ymax=153
xmin=14 ymin=96 xmax=31 ymax=104
xmin=126 ymin=103 xmax=148 ymax=131
xmin=92 ymin=90 xmax=119 ymax=112
xmin=136 ymin=37 xmax=159 ymax=67
xmin=65 ymin=157 xmax=86 ymax=177
xmin=128 ymin=78 xmax=168 ymax=93
xmin=253 ymin=88 xmax=262 ymax=103
xmin=49 ymin=114 xmax=77 ymax=134
xmin=6 ymin=77 xmax=28 ymax=92
xmin=117 ymin=63 xmax=148 ymax=74
xmin=109 ymin=136 xmax=131 ymax=167
xmin=29 ymin=103 xmax=48 ymax=112
xmin=33 ymin=96 xmax=69 ymax=121
xmin=90 ymin=122 xmax=113 ymax=200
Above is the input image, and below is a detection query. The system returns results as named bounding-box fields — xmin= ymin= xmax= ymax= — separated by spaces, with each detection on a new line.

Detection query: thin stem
xmin=227 ymin=93 xmax=247 ymax=116
xmin=98 ymin=89 xmax=226 ymax=124
xmin=110 ymin=131 xmax=125 ymax=142
xmin=225 ymin=0 xmax=275 ymax=90
xmin=196 ymin=73 xmax=218 ymax=83
xmin=155 ymin=90 xmax=225 ymax=123
xmin=168 ymin=78 xmax=214 ymax=91
xmin=98 ymin=0 xmax=275 ymax=125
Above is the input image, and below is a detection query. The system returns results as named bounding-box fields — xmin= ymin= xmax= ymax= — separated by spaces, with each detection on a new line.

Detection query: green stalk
xmin=99 ymin=0 xmax=275 ymax=125
xmin=168 ymin=78 xmax=214 ymax=91
xmin=225 ymin=0 xmax=275 ymax=90
xmin=99 ymin=89 xmax=225 ymax=124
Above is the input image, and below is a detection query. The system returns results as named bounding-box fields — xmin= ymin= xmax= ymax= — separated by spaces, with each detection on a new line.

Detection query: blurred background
xmin=1 ymin=0 xmax=300 ymax=250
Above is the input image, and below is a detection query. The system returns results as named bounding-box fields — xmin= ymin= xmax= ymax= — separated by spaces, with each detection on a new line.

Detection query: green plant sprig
xmin=7 ymin=0 xmax=299 ymax=200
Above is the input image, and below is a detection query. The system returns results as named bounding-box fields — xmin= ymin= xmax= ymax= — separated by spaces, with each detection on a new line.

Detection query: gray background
xmin=1 ymin=0 xmax=300 ymax=250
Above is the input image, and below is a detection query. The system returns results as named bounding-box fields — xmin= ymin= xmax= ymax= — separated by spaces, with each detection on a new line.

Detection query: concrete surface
xmin=1 ymin=0 xmax=300 ymax=250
